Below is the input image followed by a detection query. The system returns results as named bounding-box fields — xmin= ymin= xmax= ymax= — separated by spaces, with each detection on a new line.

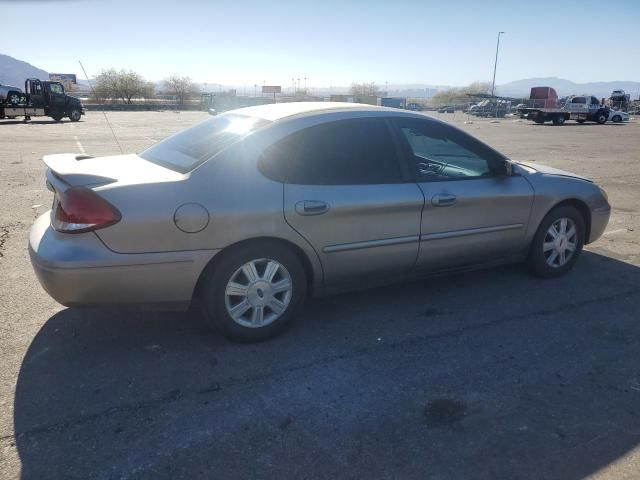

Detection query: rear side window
xmin=140 ymin=114 xmax=270 ymax=173
xmin=571 ymin=97 xmax=587 ymax=104
xmin=259 ymin=118 xmax=403 ymax=185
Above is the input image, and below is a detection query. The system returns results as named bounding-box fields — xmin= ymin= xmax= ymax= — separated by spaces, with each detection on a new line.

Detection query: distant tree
xmin=91 ymin=69 xmax=152 ymax=104
xmin=163 ymin=75 xmax=200 ymax=104
xmin=140 ymin=81 xmax=156 ymax=100
xmin=432 ymin=81 xmax=491 ymax=106
xmin=350 ymin=82 xmax=378 ymax=96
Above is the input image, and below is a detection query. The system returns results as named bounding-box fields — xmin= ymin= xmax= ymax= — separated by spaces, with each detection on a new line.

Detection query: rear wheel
xmin=595 ymin=110 xmax=608 ymax=124
xmin=51 ymin=114 xmax=63 ymax=122
xmin=552 ymin=115 xmax=566 ymax=126
xmin=576 ymin=118 xmax=586 ymax=124
xmin=199 ymin=241 xmax=307 ymax=342
xmin=612 ymin=115 xmax=622 ymax=123
xmin=528 ymin=206 xmax=585 ymax=278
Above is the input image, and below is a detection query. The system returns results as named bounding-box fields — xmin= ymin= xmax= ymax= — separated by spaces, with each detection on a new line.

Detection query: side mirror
xmin=494 ymin=160 xmax=513 ymax=177
xmin=504 ymin=161 xmax=513 ymax=176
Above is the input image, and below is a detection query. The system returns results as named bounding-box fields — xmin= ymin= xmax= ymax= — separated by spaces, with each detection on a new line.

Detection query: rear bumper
xmin=29 ymin=213 xmax=219 ymax=308
xmin=588 ymin=205 xmax=611 ymax=244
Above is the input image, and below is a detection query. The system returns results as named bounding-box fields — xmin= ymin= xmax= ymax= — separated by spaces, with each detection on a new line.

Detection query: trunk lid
xmin=43 ymin=153 xmax=183 ymax=191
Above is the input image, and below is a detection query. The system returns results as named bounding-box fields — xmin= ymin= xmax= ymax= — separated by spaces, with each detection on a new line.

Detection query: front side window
xmin=259 ymin=118 xmax=403 ymax=185
xmin=140 ymin=114 xmax=270 ymax=173
xmin=393 ymin=118 xmax=506 ymax=181
xmin=49 ymin=83 xmax=64 ymax=95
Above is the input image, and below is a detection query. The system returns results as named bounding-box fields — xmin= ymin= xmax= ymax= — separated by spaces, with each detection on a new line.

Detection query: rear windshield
xmin=140 ymin=114 xmax=270 ymax=173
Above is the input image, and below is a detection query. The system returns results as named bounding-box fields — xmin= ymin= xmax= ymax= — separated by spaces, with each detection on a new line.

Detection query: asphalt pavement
xmin=1 ymin=111 xmax=639 ymax=479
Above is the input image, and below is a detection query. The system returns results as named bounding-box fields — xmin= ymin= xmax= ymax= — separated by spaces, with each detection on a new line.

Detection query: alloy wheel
xmin=224 ymin=258 xmax=293 ymax=328
xmin=543 ymin=217 xmax=578 ymax=268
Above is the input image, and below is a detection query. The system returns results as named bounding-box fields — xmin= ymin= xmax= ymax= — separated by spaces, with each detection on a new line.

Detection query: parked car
xmin=0 ymin=82 xmax=23 ymax=119
xmin=438 ymin=105 xmax=455 ymax=113
xmin=406 ymin=102 xmax=423 ymax=111
xmin=0 ymin=82 xmax=22 ymax=103
xmin=29 ymin=102 xmax=611 ymax=341
xmin=608 ymin=109 xmax=629 ymax=122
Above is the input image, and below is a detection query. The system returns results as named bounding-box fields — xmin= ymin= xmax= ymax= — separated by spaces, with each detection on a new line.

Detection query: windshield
xmin=140 ymin=114 xmax=270 ymax=173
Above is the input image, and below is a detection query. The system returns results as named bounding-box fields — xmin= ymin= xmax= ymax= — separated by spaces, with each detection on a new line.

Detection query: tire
xmin=7 ymin=92 xmax=21 ymax=105
xmin=612 ymin=115 xmax=622 ymax=123
xmin=534 ymin=116 xmax=545 ymax=124
xmin=552 ymin=115 xmax=566 ymax=126
xmin=595 ymin=110 xmax=608 ymax=124
xmin=528 ymin=205 xmax=585 ymax=278
xmin=68 ymin=108 xmax=81 ymax=122
xmin=51 ymin=115 xmax=63 ymax=122
xmin=199 ymin=241 xmax=307 ymax=342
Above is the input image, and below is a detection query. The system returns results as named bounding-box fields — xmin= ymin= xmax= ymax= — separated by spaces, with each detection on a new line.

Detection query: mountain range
xmin=0 ymin=54 xmax=48 ymax=87
xmin=1 ymin=53 xmax=638 ymax=100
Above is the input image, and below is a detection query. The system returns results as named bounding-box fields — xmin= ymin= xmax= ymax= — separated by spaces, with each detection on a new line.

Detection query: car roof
xmin=230 ymin=101 xmax=404 ymax=122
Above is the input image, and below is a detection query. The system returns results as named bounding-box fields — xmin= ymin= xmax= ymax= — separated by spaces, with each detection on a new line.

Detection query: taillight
xmin=52 ymin=187 xmax=121 ymax=233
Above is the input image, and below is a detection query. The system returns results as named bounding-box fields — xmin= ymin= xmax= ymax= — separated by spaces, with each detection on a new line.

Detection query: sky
xmin=2 ymin=0 xmax=639 ymax=88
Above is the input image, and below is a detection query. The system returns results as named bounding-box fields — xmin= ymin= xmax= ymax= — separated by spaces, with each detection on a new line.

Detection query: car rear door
xmin=259 ymin=117 xmax=424 ymax=283
xmin=391 ymin=117 xmax=534 ymax=270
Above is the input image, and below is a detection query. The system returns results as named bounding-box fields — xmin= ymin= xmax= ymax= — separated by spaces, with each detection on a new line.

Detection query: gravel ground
xmin=1 ymin=111 xmax=639 ymax=479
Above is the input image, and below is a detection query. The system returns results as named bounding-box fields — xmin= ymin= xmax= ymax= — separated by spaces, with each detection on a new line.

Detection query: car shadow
xmin=531 ymin=122 xmax=626 ymax=127
xmin=13 ymin=251 xmax=640 ymax=479
xmin=0 ymin=120 xmax=79 ymax=125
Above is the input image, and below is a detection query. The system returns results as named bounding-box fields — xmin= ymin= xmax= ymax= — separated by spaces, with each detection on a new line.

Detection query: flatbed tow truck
xmin=517 ymin=87 xmax=609 ymax=126
xmin=0 ymin=78 xmax=84 ymax=122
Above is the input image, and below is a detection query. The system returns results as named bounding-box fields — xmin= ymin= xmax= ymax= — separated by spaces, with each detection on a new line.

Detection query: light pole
xmin=490 ymin=31 xmax=505 ymax=98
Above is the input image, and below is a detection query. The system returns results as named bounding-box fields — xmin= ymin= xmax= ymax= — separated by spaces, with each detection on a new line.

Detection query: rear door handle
xmin=431 ymin=194 xmax=457 ymax=207
xmin=295 ymin=200 xmax=330 ymax=216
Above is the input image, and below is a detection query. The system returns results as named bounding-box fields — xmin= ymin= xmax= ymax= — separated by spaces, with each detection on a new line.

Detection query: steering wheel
xmin=417 ymin=157 xmax=449 ymax=177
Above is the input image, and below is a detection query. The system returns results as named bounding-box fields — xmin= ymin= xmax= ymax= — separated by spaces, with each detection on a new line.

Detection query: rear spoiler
xmin=43 ymin=153 xmax=117 ymax=191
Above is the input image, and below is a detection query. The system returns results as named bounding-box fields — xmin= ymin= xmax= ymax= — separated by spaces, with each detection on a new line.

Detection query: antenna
xmin=78 ymin=60 xmax=124 ymax=154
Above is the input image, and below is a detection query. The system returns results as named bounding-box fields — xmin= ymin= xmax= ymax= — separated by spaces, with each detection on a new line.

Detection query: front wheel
xmin=68 ymin=108 xmax=81 ymax=122
xmin=528 ymin=206 xmax=585 ymax=278
xmin=199 ymin=241 xmax=307 ymax=342
xmin=7 ymin=92 xmax=21 ymax=105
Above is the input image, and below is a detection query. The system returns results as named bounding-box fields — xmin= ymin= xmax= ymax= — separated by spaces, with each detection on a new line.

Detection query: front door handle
xmin=431 ymin=194 xmax=457 ymax=207
xmin=295 ymin=200 xmax=330 ymax=216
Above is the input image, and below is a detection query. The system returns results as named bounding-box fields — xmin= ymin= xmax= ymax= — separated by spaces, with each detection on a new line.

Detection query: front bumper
xmin=29 ymin=213 xmax=219 ymax=308
xmin=588 ymin=205 xmax=611 ymax=244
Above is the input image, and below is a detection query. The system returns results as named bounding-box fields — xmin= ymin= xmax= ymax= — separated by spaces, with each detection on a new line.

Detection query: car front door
xmin=47 ymin=82 xmax=67 ymax=114
xmin=392 ymin=117 xmax=534 ymax=270
xmin=259 ymin=117 xmax=424 ymax=283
